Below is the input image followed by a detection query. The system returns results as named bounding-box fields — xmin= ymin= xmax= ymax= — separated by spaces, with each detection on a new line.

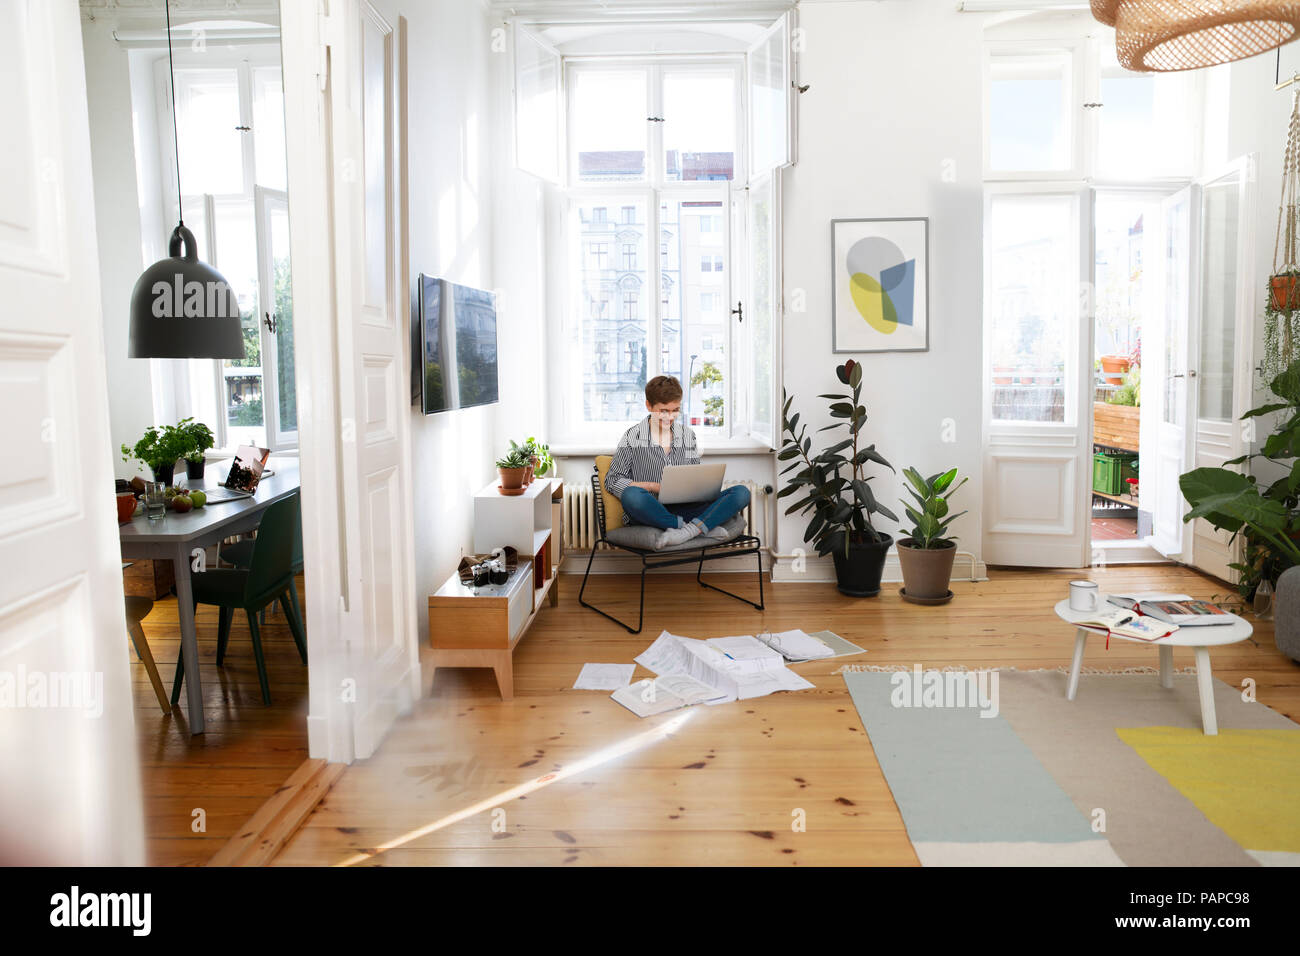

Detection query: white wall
xmin=81 ymin=18 xmax=156 ymax=478
xmin=774 ymin=0 xmax=986 ymax=581
xmin=1221 ymin=46 xmax=1298 ymax=488
xmin=379 ymin=0 xmax=550 ymax=639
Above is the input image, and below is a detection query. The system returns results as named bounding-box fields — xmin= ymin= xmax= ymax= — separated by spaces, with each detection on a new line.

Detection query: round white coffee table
xmin=1053 ymin=598 xmax=1253 ymax=735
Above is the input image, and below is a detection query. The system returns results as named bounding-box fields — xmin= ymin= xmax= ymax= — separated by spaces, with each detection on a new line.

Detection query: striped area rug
xmin=842 ymin=668 xmax=1300 ymax=866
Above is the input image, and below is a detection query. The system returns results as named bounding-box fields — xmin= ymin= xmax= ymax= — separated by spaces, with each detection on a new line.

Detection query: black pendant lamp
xmin=128 ymin=0 xmax=245 ymax=359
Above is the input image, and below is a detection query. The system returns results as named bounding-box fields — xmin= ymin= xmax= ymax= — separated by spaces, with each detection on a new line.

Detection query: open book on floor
xmin=1106 ymin=592 xmax=1236 ymax=626
xmin=1075 ymin=605 xmax=1178 ymax=641
xmin=611 ymin=673 xmax=726 ymax=718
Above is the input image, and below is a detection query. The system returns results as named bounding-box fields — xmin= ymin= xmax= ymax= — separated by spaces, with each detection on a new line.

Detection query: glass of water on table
xmin=143 ymin=481 xmax=167 ymax=520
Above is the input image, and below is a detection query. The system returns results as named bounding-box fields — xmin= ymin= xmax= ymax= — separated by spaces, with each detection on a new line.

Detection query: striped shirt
xmin=604 ymin=416 xmax=702 ymax=509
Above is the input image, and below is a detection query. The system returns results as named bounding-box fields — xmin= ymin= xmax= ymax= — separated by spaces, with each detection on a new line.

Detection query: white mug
xmin=1069 ymin=580 xmax=1099 ymax=612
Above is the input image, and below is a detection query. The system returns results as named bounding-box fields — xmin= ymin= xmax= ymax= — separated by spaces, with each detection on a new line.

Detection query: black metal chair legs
xmin=578 ymin=538 xmax=766 ymax=635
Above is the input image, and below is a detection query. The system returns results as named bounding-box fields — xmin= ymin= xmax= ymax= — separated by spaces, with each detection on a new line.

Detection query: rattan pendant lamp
xmin=1092 ymin=0 xmax=1300 ymax=72
xmin=127 ymin=0 xmax=245 ymax=359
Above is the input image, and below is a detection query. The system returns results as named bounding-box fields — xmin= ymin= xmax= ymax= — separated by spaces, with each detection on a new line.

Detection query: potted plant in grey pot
xmin=897 ymin=466 xmax=968 ymax=605
xmin=181 ymin=418 xmax=215 ymax=481
xmin=779 ymin=359 xmax=896 ymax=596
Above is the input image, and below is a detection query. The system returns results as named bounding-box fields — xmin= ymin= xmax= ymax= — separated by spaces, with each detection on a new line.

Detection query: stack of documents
xmin=752 ymin=629 xmax=837 ymax=661
xmin=611 ymin=631 xmax=815 ymax=718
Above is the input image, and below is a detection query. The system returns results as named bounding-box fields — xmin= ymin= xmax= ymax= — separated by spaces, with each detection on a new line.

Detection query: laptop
xmin=658 ymin=463 xmax=726 ymax=505
xmin=203 ymin=445 xmax=271 ymax=503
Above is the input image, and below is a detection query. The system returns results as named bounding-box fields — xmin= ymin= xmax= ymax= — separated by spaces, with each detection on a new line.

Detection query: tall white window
xmin=532 ymin=14 xmax=795 ymax=447
xmin=565 ymin=61 xmax=741 ymax=436
xmin=151 ymin=48 xmax=297 ymax=451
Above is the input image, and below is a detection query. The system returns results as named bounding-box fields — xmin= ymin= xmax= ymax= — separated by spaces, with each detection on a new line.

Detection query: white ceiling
xmin=489 ymin=0 xmax=796 ymax=23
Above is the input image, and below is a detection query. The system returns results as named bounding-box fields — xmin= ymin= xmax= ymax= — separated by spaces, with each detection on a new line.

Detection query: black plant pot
xmin=186 ymin=458 xmax=206 ymax=481
xmin=829 ymin=531 xmax=893 ymax=597
xmin=151 ymin=461 xmax=176 ymax=487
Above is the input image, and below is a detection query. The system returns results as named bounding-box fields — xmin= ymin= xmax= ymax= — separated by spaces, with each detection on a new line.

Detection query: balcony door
xmin=982 ymin=186 xmax=1093 ymax=568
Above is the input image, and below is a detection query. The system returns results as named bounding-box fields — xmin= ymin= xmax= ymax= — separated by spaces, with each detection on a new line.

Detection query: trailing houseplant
xmin=1179 ymin=359 xmax=1300 ymax=606
xmin=896 ymin=466 xmax=968 ymax=604
xmin=509 ymin=437 xmax=554 ymax=483
xmin=121 ymin=422 xmax=193 ymax=486
xmin=181 ymin=418 xmax=215 ymax=480
xmin=528 ymin=437 xmax=554 ymax=477
xmin=778 ymin=359 xmax=897 ymax=597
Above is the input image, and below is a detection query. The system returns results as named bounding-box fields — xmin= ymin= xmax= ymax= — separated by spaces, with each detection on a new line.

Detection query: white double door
xmin=281 ymin=0 xmax=420 ymax=762
xmin=982 ymin=158 xmax=1256 ymax=575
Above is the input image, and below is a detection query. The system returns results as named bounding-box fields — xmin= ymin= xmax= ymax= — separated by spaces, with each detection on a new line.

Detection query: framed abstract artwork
xmin=831 ymin=217 xmax=929 ymax=353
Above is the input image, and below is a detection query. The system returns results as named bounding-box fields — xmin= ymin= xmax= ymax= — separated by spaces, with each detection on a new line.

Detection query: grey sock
xmin=657 ymin=523 xmax=703 ymax=547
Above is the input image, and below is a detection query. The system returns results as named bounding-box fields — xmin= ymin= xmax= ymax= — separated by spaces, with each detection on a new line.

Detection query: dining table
xmin=118 ymin=462 xmax=300 ymax=734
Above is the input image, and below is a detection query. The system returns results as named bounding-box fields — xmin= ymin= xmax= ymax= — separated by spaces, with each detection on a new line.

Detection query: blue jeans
xmin=619 ymin=485 xmax=750 ymax=531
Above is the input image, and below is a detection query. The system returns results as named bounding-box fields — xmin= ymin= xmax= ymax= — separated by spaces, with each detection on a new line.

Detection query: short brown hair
xmin=645 ymin=375 xmax=683 ymax=406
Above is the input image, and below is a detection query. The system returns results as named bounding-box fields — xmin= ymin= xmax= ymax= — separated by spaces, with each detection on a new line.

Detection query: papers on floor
xmin=573 ymin=663 xmax=636 ymax=690
xmin=611 ymin=673 xmax=723 ymax=717
xmin=753 ymin=628 xmax=836 ymax=661
xmin=613 ymin=630 xmax=815 ymax=717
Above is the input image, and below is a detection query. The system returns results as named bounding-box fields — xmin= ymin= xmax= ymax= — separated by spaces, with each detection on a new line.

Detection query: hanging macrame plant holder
xmin=1265 ymin=89 xmax=1300 ymax=382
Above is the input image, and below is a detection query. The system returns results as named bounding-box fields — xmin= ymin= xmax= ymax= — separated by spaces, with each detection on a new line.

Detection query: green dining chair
xmin=219 ymin=493 xmax=305 ymax=631
xmin=173 ymin=493 xmax=307 ymax=707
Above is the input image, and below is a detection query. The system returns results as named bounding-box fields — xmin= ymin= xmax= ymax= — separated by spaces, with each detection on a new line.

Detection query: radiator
xmin=563 ymin=479 xmax=762 ymax=551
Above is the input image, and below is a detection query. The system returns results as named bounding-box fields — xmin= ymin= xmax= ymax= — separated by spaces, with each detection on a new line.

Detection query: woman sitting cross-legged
xmin=603 ymin=374 xmax=750 ymax=547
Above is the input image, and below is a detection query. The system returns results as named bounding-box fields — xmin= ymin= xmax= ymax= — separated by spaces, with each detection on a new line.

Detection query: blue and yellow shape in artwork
xmin=847 ymin=237 xmax=916 ymax=336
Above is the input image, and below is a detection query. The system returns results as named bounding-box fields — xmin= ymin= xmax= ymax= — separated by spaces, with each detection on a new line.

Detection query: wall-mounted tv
xmin=414 ymin=275 xmax=499 ymax=415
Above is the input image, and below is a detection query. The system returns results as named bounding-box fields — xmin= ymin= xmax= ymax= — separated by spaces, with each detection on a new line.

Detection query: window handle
xmin=264 ymin=311 xmax=276 ymax=334
xmin=647 ymin=116 xmax=665 ymax=122
xmin=731 ymin=301 xmax=744 ymax=323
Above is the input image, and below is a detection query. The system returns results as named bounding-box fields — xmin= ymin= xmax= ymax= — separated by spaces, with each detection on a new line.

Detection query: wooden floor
xmin=263 ymin=563 xmax=1300 ymax=867
xmin=130 ymin=573 xmax=310 ymax=866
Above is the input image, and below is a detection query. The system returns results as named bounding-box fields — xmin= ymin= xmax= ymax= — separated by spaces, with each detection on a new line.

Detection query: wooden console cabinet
xmin=426 ymin=477 xmax=561 ymax=700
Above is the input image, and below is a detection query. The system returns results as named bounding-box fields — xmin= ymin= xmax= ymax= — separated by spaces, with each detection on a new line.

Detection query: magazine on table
xmin=1105 ymin=592 xmax=1235 ymax=626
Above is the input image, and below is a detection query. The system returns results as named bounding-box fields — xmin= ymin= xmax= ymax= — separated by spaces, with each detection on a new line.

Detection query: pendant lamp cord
xmin=165 ymin=0 xmax=183 ymax=227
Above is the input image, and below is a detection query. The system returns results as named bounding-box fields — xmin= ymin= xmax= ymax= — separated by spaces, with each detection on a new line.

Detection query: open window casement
xmin=513 ymin=21 xmax=564 ymax=185
xmin=739 ymin=173 xmax=779 ymax=448
xmin=746 ymin=9 xmax=796 ymax=183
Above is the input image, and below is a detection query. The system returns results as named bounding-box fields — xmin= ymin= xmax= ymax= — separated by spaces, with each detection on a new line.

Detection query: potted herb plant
xmin=181 ymin=418 xmax=215 ymax=480
xmin=896 ymin=466 xmax=968 ymax=604
xmin=778 ymin=360 xmax=897 ymax=597
xmin=121 ymin=423 xmax=191 ymax=486
xmin=496 ymin=447 xmax=531 ymax=495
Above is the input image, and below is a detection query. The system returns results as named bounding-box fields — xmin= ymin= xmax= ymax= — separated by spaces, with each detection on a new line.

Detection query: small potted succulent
xmin=509 ymin=438 xmax=537 ymax=484
xmin=121 ymin=422 xmax=192 ymax=486
xmin=181 ymin=418 xmax=215 ymax=480
xmin=896 ymin=466 xmax=968 ymax=605
xmin=496 ymin=446 xmax=531 ymax=495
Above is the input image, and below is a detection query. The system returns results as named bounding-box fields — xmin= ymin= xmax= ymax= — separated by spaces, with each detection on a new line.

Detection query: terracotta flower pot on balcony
xmin=1100 ymin=354 xmax=1131 ymax=385
xmin=993 ymin=365 xmax=1013 ymax=385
